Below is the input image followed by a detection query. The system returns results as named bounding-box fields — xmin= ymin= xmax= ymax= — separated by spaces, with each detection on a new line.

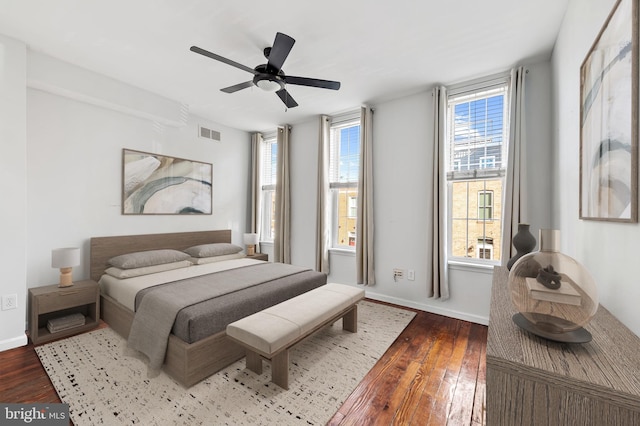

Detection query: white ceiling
xmin=0 ymin=0 xmax=568 ymax=132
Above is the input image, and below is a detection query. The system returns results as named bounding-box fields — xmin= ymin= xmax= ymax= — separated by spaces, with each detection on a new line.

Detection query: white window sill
xmin=448 ymin=259 xmax=497 ymax=274
xmin=329 ymin=248 xmax=356 ymax=257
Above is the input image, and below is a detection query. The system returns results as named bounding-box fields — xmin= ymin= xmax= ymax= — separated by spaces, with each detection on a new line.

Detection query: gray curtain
xmin=356 ymin=106 xmax=375 ymax=286
xmin=274 ymin=125 xmax=291 ymax=263
xmin=501 ymin=67 xmax=528 ymax=265
xmin=250 ymin=133 xmax=262 ymax=244
xmin=316 ymin=115 xmax=331 ymax=273
xmin=430 ymin=86 xmax=449 ymax=299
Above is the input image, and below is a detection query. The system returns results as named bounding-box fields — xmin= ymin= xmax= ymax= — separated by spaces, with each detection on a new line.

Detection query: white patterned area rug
xmin=36 ymin=301 xmax=415 ymax=426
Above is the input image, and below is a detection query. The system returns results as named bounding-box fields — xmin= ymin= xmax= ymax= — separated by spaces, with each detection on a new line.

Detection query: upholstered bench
xmin=226 ymin=283 xmax=365 ymax=389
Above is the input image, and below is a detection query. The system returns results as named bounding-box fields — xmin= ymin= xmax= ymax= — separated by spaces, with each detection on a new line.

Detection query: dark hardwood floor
xmin=329 ymin=305 xmax=487 ymax=425
xmin=0 ymin=304 xmax=486 ymax=425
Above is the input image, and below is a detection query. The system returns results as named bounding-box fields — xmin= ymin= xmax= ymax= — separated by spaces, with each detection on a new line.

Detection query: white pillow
xmin=189 ymin=252 xmax=246 ymax=265
xmin=105 ymin=260 xmax=192 ymax=279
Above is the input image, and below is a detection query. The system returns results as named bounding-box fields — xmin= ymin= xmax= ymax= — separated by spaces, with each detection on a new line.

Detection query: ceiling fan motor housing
xmin=253 ymin=64 xmax=285 ymax=91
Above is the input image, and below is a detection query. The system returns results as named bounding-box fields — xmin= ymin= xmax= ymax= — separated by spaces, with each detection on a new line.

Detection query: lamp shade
xmin=51 ymin=247 xmax=81 ymax=268
xmin=243 ymin=233 xmax=259 ymax=245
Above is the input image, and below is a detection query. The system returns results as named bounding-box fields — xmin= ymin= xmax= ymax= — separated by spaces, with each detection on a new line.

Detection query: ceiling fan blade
xmin=276 ymin=89 xmax=299 ymax=108
xmin=284 ymin=75 xmax=341 ymax=90
xmin=221 ymin=81 xmax=255 ymax=93
xmin=267 ymin=32 xmax=295 ymax=72
xmin=190 ymin=46 xmax=256 ymax=75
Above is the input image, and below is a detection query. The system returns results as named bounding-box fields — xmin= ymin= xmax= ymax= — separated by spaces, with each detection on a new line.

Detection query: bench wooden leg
xmin=270 ymin=350 xmax=289 ymax=390
xmin=246 ymin=350 xmax=263 ymax=374
xmin=343 ymin=305 xmax=358 ymax=332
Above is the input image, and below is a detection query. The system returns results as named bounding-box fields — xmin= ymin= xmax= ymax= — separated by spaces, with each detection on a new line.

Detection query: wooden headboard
xmin=89 ymin=229 xmax=232 ymax=282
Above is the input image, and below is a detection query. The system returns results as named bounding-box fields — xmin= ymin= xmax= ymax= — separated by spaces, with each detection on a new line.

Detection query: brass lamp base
xmin=246 ymin=245 xmax=256 ymax=256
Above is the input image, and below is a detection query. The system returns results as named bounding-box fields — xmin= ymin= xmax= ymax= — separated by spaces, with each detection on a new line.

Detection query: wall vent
xmin=198 ymin=125 xmax=221 ymax=141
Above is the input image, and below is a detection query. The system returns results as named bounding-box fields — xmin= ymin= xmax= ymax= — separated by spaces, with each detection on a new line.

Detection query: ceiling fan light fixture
xmin=255 ymin=77 xmax=283 ymax=92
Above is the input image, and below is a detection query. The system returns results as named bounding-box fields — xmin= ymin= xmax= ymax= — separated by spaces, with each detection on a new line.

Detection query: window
xmin=478 ymin=190 xmax=494 ymax=220
xmin=479 ymin=156 xmax=495 ymax=169
xmin=260 ymin=134 xmax=277 ymax=242
xmin=447 ymin=78 xmax=509 ymax=262
xmin=347 ymin=196 xmax=357 ymax=218
xmin=476 ymin=237 xmax=494 ymax=259
xmin=478 ymin=247 xmax=492 ymax=259
xmin=329 ymin=113 xmax=360 ymax=249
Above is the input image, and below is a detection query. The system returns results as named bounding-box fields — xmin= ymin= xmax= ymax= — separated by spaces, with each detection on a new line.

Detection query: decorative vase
xmin=507 ymin=229 xmax=598 ymax=343
xmin=507 ymin=223 xmax=536 ymax=270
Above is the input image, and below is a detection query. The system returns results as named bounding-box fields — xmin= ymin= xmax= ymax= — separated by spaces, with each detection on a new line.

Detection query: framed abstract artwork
xmin=580 ymin=0 xmax=638 ymax=222
xmin=122 ymin=149 xmax=212 ymax=215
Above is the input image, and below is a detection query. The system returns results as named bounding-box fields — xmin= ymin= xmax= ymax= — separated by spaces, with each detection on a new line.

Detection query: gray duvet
xmin=127 ymin=262 xmax=326 ymax=370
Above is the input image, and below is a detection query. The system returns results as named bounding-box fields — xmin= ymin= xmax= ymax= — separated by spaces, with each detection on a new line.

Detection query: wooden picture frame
xmin=122 ymin=149 xmax=212 ymax=215
xmin=579 ymin=0 xmax=638 ymax=222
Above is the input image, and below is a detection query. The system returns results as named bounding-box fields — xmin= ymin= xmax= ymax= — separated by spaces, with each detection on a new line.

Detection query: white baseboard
xmin=0 ymin=333 xmax=28 ymax=353
xmin=364 ymin=291 xmax=490 ymax=326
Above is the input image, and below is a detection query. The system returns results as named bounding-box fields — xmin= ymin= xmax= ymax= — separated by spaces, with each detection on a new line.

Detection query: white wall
xmin=0 ymin=35 xmax=29 ymax=351
xmin=524 ymin=62 xmax=555 ymax=235
xmin=289 ymin=119 xmax=319 ymax=268
xmin=552 ymin=0 xmax=640 ymax=336
xmin=289 ymin=62 xmax=553 ymax=325
xmin=25 ymin=53 xmax=251 ymax=288
xmin=0 ymin=49 xmax=250 ymax=351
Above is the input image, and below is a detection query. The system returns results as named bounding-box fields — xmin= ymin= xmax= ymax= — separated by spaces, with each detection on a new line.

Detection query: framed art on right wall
xmin=580 ymin=0 xmax=638 ymax=222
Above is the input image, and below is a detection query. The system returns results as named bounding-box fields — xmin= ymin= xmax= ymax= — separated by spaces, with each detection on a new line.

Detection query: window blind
xmin=446 ymin=84 xmax=508 ymax=181
xmin=329 ymin=122 xmax=360 ymax=185
xmin=261 ymin=136 xmax=277 ymax=190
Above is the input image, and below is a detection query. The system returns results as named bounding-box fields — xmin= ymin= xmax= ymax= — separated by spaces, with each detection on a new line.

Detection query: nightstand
xmin=29 ymin=280 xmax=100 ymax=345
xmin=246 ymin=253 xmax=268 ymax=261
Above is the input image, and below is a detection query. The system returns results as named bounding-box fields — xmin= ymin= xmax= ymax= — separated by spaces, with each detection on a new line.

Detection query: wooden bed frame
xmin=90 ymin=229 xmax=246 ymax=387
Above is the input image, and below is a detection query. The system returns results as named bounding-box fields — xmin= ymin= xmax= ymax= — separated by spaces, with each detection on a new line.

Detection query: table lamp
xmin=243 ymin=233 xmax=259 ymax=256
xmin=52 ymin=247 xmax=81 ymax=287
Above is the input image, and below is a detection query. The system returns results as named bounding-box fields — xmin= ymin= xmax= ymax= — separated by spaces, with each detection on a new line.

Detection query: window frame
xmin=328 ymin=111 xmax=361 ymax=251
xmin=445 ymin=73 xmax=510 ymax=266
xmin=259 ymin=132 xmax=277 ymax=243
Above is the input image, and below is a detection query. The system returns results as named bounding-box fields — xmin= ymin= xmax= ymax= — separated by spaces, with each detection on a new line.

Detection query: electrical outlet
xmin=408 ymin=269 xmax=415 ymax=281
xmin=393 ymin=268 xmax=404 ymax=282
xmin=2 ymin=294 xmax=18 ymax=311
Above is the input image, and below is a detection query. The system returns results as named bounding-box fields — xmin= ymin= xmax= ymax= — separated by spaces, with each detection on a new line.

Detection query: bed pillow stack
xmin=105 ymin=249 xmax=192 ymax=279
xmin=104 ymin=244 xmax=246 ymax=278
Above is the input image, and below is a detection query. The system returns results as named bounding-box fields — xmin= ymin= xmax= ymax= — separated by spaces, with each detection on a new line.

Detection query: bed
xmin=90 ymin=229 xmax=327 ymax=387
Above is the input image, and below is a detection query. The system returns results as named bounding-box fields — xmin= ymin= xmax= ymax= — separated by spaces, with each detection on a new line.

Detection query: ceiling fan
xmin=190 ymin=32 xmax=341 ymax=108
